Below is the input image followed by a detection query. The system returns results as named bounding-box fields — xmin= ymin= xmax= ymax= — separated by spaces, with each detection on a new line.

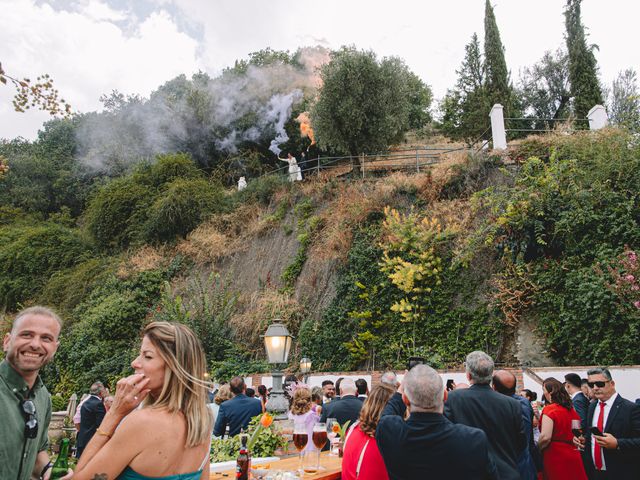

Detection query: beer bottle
xmin=235 ymin=434 xmax=250 ymax=480
xmin=50 ymin=438 xmax=70 ymax=480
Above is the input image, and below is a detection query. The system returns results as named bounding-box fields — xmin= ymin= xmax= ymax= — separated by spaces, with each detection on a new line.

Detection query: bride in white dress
xmin=278 ymin=153 xmax=302 ymax=182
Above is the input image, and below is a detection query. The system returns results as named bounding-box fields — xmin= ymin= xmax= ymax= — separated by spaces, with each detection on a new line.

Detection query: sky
xmin=1 ymin=0 xmax=638 ymax=140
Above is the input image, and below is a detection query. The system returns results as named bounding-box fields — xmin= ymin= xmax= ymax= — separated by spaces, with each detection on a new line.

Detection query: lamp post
xmin=262 ymin=321 xmax=293 ymax=418
xmin=300 ymin=357 xmax=312 ymax=383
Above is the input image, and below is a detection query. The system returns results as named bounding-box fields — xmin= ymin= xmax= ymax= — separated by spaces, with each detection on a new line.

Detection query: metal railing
xmin=504 ymin=116 xmax=590 ymax=139
xmin=258 ymin=145 xmax=471 ymax=182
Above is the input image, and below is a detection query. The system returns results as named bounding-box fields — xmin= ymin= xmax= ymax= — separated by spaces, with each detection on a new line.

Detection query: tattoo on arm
xmin=91 ymin=474 xmax=108 ymax=480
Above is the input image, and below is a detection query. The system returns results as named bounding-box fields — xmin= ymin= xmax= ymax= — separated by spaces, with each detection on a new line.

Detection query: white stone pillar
xmin=587 ymin=105 xmax=608 ymax=130
xmin=490 ymin=104 xmax=507 ymax=150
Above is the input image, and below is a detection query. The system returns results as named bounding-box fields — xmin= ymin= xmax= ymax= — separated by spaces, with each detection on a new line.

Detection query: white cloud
xmin=0 ymin=0 xmax=202 ymax=139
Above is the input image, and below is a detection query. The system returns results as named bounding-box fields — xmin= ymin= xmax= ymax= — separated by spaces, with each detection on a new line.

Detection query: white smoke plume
xmin=75 ymin=46 xmax=330 ymax=171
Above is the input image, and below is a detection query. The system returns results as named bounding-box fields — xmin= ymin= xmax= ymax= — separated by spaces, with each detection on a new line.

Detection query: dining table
xmin=209 ymin=451 xmax=342 ymax=480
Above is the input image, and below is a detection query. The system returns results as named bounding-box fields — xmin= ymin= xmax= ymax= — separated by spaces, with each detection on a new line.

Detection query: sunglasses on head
xmin=587 ymin=380 xmax=609 ymax=388
xmin=21 ymin=399 xmax=38 ymax=439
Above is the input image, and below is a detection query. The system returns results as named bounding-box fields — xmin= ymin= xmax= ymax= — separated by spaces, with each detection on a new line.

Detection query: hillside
xmin=1 ymin=128 xmax=639 ymax=396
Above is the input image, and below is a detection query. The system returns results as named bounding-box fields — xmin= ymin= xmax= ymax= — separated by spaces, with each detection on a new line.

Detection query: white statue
xmin=237 ymin=176 xmax=247 ymax=191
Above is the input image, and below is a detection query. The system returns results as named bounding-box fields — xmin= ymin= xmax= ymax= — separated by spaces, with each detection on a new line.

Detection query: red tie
xmin=594 ymin=401 xmax=606 ymax=470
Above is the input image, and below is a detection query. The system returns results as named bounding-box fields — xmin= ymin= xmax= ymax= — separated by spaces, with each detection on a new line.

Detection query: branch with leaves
xmin=0 ymin=62 xmax=71 ymax=116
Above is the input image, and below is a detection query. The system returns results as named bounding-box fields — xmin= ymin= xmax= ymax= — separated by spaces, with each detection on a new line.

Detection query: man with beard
xmin=0 ymin=306 xmax=72 ymax=480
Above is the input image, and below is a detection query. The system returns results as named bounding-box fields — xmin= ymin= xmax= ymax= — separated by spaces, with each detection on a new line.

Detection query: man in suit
xmin=76 ymin=381 xmax=107 ymax=458
xmin=213 ymin=376 xmax=262 ymax=437
xmin=376 ymin=364 xmax=497 ymax=479
xmin=444 ymin=351 xmax=525 ymax=480
xmin=565 ymin=373 xmax=590 ymax=426
xmin=575 ymin=368 xmax=640 ymax=479
xmin=492 ymin=370 xmax=537 ymax=480
xmin=321 ymin=380 xmax=336 ymax=404
xmin=355 ymin=378 xmax=368 ymax=401
xmin=320 ymin=378 xmax=362 ymax=426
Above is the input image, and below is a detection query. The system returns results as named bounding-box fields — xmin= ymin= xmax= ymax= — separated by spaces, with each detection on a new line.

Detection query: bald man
xmin=492 ymin=370 xmax=538 ymax=480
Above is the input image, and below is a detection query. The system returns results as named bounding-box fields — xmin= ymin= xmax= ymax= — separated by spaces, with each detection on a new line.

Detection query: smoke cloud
xmin=74 ymin=46 xmax=330 ymax=172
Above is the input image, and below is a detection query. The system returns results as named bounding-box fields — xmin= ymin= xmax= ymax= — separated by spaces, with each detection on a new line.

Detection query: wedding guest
xmin=213 ymin=377 xmax=261 ymax=437
xmin=257 ymin=385 xmax=268 ymax=412
xmin=77 ymin=381 xmax=107 ymax=458
xmin=377 ymin=364 xmax=497 ymax=479
xmin=538 ymin=378 xmax=587 ymax=479
xmin=210 ymin=384 xmax=233 ymax=433
xmin=342 ymin=384 xmax=394 ymax=480
xmin=311 ymin=386 xmax=323 ymax=414
xmin=322 ymin=380 xmax=336 ymax=403
xmin=576 ymin=368 xmax=640 ymax=479
xmin=356 ymin=378 xmax=369 ymax=401
xmin=445 ymin=351 xmax=525 ymax=480
xmin=321 ymin=378 xmax=362 ymax=427
xmin=288 ymin=385 xmax=319 ymax=453
xmin=73 ymin=321 xmax=213 ymax=480
xmin=380 ymin=372 xmax=399 ymax=391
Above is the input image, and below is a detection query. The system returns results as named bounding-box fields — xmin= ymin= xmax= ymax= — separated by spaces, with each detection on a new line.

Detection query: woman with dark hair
xmin=341 ymin=385 xmax=395 ymax=480
xmin=257 ymin=384 xmax=268 ymax=413
xmin=538 ymin=378 xmax=587 ymax=480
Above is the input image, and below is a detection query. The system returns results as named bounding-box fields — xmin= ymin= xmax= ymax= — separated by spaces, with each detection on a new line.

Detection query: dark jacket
xmin=213 ymin=393 xmax=262 ymax=437
xmin=512 ymin=394 xmax=538 ymax=480
xmin=76 ymin=395 xmax=105 ymax=457
xmin=583 ymin=394 xmax=640 ymax=480
xmin=320 ymin=394 xmax=363 ymax=427
xmin=444 ymin=383 xmax=525 ymax=480
xmin=572 ymin=391 xmax=590 ymax=428
xmin=376 ymin=393 xmax=497 ymax=480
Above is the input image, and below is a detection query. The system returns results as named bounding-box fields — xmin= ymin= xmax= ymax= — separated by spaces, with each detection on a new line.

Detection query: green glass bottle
xmin=50 ymin=438 xmax=70 ymax=480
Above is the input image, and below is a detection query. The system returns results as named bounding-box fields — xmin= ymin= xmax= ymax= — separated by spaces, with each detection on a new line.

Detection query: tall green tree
xmin=438 ymin=34 xmax=488 ymax=143
xmin=311 ymin=47 xmax=431 ymax=172
xmin=483 ymin=0 xmax=511 ymax=112
xmin=565 ymin=0 xmax=603 ymax=119
xmin=608 ymin=68 xmax=640 ymax=131
xmin=517 ymin=49 xmax=571 ymax=129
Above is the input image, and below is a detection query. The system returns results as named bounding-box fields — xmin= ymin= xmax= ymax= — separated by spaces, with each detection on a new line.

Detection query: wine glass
xmin=312 ymin=422 xmax=327 ymax=471
xmin=293 ymin=422 xmax=308 ymax=473
xmin=326 ymin=418 xmax=339 ymax=456
xmin=571 ymin=419 xmax=584 ymax=451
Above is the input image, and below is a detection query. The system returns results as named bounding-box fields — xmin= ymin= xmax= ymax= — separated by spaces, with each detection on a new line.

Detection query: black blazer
xmin=444 ymin=384 xmax=525 ymax=480
xmin=376 ymin=393 xmax=497 ymax=480
xmin=320 ymin=394 xmax=362 ymax=427
xmin=76 ymin=395 xmax=106 ymax=457
xmin=572 ymin=391 xmax=590 ymax=429
xmin=583 ymin=394 xmax=640 ymax=480
xmin=213 ymin=393 xmax=263 ymax=437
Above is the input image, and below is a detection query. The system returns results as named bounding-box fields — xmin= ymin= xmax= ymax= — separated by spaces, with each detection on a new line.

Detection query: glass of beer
xmin=293 ymin=422 xmax=308 ymax=473
xmin=312 ymin=422 xmax=328 ymax=471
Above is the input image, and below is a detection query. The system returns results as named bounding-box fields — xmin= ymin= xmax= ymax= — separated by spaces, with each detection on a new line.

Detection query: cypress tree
xmin=565 ymin=0 xmax=603 ymax=120
xmin=484 ymin=0 xmax=511 ymax=113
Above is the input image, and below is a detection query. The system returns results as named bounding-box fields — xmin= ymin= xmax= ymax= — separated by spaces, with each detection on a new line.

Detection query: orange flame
xmin=296 ymin=112 xmax=315 ymax=146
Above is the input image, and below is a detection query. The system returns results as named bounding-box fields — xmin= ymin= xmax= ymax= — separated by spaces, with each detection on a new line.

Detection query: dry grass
xmin=117 ymin=245 xmax=172 ymax=278
xmin=177 ymin=203 xmax=270 ymax=264
xmin=230 ymin=288 xmax=306 ymax=353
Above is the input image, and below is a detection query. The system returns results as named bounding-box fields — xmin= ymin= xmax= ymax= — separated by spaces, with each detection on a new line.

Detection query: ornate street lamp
xmin=300 ymin=357 xmax=312 ymax=383
xmin=262 ymin=321 xmax=293 ymax=417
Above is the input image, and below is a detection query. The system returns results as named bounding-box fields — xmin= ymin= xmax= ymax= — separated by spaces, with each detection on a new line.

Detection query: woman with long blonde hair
xmin=74 ymin=322 xmax=213 ymax=480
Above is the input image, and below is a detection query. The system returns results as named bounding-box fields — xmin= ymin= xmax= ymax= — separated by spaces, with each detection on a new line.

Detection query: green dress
xmin=117 ymin=466 xmax=203 ymax=479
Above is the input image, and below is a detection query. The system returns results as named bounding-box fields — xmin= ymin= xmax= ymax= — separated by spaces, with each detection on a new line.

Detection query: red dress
xmin=540 ymin=403 xmax=587 ymax=480
xmin=341 ymin=423 xmax=389 ymax=480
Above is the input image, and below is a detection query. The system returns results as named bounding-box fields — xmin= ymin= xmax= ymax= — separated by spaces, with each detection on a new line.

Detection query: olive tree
xmin=311 ymin=47 xmax=430 ymax=172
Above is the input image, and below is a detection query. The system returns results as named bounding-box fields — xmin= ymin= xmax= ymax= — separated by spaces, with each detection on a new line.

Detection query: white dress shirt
xmin=591 ymin=392 xmax=619 ymax=471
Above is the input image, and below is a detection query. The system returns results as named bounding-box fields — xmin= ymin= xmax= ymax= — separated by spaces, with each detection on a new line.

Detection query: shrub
xmin=84 ymin=176 xmax=153 ymax=249
xmin=143 ymin=178 xmax=226 ymax=243
xmin=50 ymin=395 xmax=67 ymax=412
xmin=137 ymin=153 xmax=202 ymax=187
xmin=0 ymin=222 xmax=94 ymax=310
xmin=52 ymin=269 xmax=165 ymax=394
xmin=40 ymin=258 xmax=115 ymax=316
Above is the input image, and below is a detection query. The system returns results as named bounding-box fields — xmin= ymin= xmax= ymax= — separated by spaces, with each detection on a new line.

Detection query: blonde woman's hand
xmin=109 ymin=373 xmax=151 ymax=418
